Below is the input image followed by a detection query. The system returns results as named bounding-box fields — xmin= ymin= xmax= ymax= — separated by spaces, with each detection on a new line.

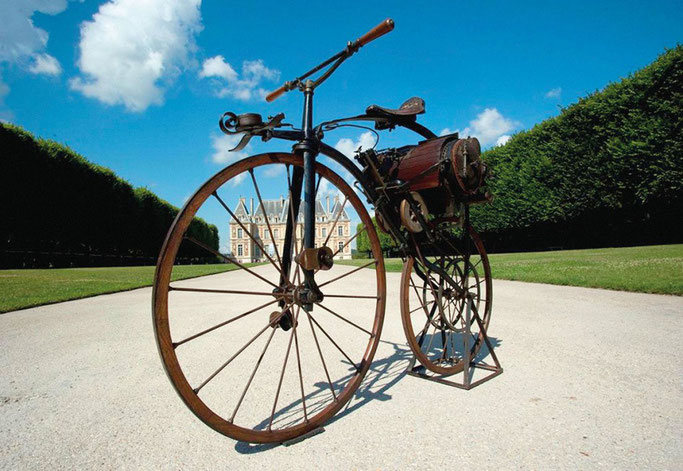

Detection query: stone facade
xmin=230 ymin=195 xmax=352 ymax=264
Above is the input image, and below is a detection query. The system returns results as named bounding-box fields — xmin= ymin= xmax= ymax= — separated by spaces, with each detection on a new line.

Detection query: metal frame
xmin=406 ymin=295 xmax=503 ymax=390
xmin=218 ymin=27 xmax=501 ymax=384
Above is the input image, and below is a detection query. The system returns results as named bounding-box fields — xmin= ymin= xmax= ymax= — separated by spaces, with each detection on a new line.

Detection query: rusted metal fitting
xmin=295 ymin=246 xmax=334 ymax=271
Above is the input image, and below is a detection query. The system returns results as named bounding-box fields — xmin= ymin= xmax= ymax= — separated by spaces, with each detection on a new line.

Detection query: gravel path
xmin=1 ymin=266 xmax=681 ymax=470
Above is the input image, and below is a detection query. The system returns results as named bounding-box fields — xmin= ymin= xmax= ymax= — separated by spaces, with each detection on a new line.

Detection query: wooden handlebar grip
xmin=265 ymin=85 xmax=286 ymax=102
xmin=357 ymin=18 xmax=394 ymax=47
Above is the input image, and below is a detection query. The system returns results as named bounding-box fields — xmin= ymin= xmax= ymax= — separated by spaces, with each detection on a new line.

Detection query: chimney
xmin=326 ymin=196 xmax=330 ymax=213
xmin=250 ymin=197 xmax=254 ymax=215
xmin=280 ymin=194 xmax=284 ymax=205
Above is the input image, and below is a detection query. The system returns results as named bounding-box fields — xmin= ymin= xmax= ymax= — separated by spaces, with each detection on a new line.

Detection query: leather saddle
xmin=366 ymin=96 xmax=425 ymax=121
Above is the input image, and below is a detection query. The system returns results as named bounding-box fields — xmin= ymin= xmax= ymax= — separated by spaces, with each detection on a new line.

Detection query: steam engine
xmin=356 ymin=133 xmax=490 ymax=236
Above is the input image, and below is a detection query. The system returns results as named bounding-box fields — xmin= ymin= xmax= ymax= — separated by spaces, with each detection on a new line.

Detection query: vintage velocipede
xmin=153 ymin=19 xmax=500 ymax=444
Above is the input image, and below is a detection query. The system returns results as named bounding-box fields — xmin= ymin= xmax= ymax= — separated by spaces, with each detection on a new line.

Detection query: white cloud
xmin=263 ymin=165 xmax=284 ymax=177
xmin=545 ymin=87 xmax=562 ymax=99
xmin=199 ymin=55 xmax=237 ymax=81
xmin=29 ymin=53 xmax=61 ymax=76
xmin=70 ymin=0 xmax=202 ymax=112
xmin=0 ymin=1 xmax=67 ymax=62
xmin=200 ymin=56 xmax=279 ymax=101
xmin=0 ymin=1 xmax=68 ymax=101
xmin=211 ymin=133 xmax=249 ymax=164
xmin=334 ymin=131 xmax=376 ymax=157
xmin=0 ymin=77 xmax=8 ymax=101
xmin=210 ymin=133 xmax=252 ymax=185
xmin=496 ymin=135 xmax=511 ymax=146
xmin=442 ymin=108 xmax=518 ymax=147
xmin=0 ymin=72 xmax=10 ymax=121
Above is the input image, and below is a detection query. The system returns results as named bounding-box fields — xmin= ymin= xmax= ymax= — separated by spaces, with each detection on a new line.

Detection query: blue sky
xmin=1 ymin=0 xmax=681 ymax=251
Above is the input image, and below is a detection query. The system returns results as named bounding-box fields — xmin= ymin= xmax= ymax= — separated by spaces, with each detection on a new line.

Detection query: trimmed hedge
xmin=0 ymin=123 xmax=219 ymax=268
xmin=472 ymin=46 xmax=683 ymax=251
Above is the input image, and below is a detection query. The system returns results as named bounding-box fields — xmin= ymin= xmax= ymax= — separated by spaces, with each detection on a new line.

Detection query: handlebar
xmin=265 ymin=18 xmax=395 ymax=102
xmin=265 ymin=84 xmax=287 ymax=103
xmin=356 ymin=18 xmax=394 ymax=47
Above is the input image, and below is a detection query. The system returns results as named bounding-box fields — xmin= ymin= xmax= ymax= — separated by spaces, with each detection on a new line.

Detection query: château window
xmin=321 ymin=227 xmax=327 ymax=238
xmin=237 ymin=244 xmax=243 ymax=256
xmin=237 ymin=228 xmax=243 ymax=239
xmin=338 ymin=241 xmax=344 ymax=251
xmin=274 ymin=229 xmax=279 ymax=239
xmin=338 ymin=226 xmax=343 ymax=236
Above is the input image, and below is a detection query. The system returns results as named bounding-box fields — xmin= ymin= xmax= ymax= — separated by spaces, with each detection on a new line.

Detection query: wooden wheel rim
xmin=152 ymin=153 xmax=386 ymax=443
xmin=400 ymin=226 xmax=492 ymax=376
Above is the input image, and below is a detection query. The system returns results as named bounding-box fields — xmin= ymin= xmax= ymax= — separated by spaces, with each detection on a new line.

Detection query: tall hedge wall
xmin=0 ymin=123 xmax=219 ymax=268
xmin=472 ymin=46 xmax=683 ymax=252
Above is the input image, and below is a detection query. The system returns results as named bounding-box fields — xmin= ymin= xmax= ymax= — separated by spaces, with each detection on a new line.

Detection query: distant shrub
xmin=0 ymin=124 xmax=219 ymax=268
xmin=472 ymin=46 xmax=682 ymax=251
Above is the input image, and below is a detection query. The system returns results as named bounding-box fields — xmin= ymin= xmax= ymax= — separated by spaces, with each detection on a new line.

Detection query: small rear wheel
xmin=400 ymin=227 xmax=492 ymax=375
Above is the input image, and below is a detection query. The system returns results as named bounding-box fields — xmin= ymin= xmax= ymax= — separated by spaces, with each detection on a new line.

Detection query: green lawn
xmin=2 ymin=245 xmax=681 ymax=313
xmin=0 ymin=264 xmax=240 ymax=313
xmin=340 ymin=244 xmax=683 ymax=296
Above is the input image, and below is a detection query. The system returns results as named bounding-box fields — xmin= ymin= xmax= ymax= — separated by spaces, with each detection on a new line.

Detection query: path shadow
xmin=235 ymin=334 xmax=501 ymax=454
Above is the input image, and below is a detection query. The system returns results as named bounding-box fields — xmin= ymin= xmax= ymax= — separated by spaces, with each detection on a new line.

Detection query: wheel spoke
xmin=409 ymin=277 xmax=435 ymax=317
xmin=331 ymin=226 xmax=365 ymax=259
xmin=416 ymin=314 xmax=432 ymax=347
xmin=212 ymin=191 xmax=285 ymax=278
xmin=468 ymin=277 xmax=486 ymax=290
xmin=184 ymin=236 xmax=279 ymax=290
xmin=317 ymin=260 xmax=376 ymax=288
xmin=230 ymin=323 xmax=278 ymax=423
xmin=173 ymin=299 xmax=279 ymax=348
xmin=316 ymin=302 xmax=373 ymax=337
xmin=249 ymin=169 xmax=283 ymax=269
xmin=424 ymin=321 xmax=438 ymax=356
xmin=193 ymin=304 xmax=289 ymax=394
xmin=305 ymin=308 xmax=337 ymax=401
xmin=170 ymin=286 xmax=287 ymax=298
xmin=323 ymin=294 xmax=379 ymax=300
xmin=323 ymin=195 xmax=348 ymax=248
xmin=410 ymin=300 xmax=434 ymax=315
xmin=267 ymin=304 xmax=300 ymax=430
xmin=292 ymin=305 xmax=310 ymax=421
xmin=307 ymin=314 xmax=359 ymax=372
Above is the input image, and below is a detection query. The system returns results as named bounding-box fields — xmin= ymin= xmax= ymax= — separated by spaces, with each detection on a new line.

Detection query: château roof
xmin=232 ymin=196 xmax=350 ymax=224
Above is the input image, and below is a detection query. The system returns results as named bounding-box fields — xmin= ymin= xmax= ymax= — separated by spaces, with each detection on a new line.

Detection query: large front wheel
xmin=153 ymin=153 xmax=386 ymax=443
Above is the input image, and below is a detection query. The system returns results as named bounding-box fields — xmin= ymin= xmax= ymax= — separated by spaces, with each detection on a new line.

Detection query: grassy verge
xmin=339 ymin=244 xmax=683 ymax=295
xmin=0 ymin=264 xmax=241 ymax=313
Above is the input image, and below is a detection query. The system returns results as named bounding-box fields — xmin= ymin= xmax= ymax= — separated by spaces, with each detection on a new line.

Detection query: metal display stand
xmin=406 ymin=294 xmax=503 ymax=389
